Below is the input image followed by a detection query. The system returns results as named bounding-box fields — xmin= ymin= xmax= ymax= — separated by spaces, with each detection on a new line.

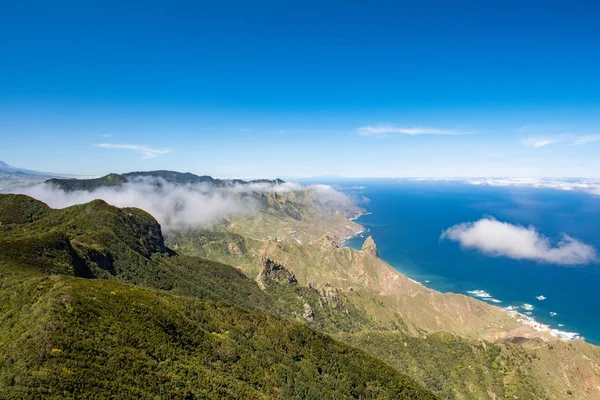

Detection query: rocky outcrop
xmin=361 ymin=236 xmax=379 ymax=257
xmin=257 ymin=257 xmax=298 ymax=289
xmin=320 ymin=286 xmax=344 ymax=310
xmin=303 ymin=303 xmax=315 ymax=321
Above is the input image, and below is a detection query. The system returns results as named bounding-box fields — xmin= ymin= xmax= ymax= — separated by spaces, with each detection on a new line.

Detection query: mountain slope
xmin=0 ymin=160 xmax=69 ymax=177
xmin=0 ymin=194 xmax=436 ymax=399
xmin=4 ymin=190 xmax=600 ymax=399
xmin=167 ymin=192 xmax=600 ymax=399
xmin=0 ymin=266 xmax=434 ymax=399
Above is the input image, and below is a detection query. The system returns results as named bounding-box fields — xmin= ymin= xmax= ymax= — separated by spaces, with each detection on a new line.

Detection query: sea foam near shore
xmin=465 ymin=289 xmax=580 ymax=341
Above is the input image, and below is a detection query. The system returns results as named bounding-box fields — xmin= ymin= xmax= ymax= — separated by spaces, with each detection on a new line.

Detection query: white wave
xmin=505 ymin=310 xmax=580 ymax=341
xmin=550 ymin=312 xmax=557 ymax=316
xmin=349 ymin=211 xmax=372 ymax=221
xmin=536 ymin=295 xmax=546 ymax=301
xmin=467 ymin=289 xmax=492 ymax=298
xmin=467 ymin=289 xmax=501 ymax=303
xmin=342 ymin=228 xmax=366 ymax=244
xmin=522 ymin=303 xmax=534 ymax=311
xmin=409 ymin=278 xmax=424 ymax=286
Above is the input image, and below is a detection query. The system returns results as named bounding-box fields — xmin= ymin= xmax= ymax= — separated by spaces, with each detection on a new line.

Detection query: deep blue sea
xmin=320 ymin=179 xmax=600 ymax=344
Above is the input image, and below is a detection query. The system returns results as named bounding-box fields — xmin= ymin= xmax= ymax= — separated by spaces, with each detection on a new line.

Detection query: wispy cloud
xmin=94 ymin=143 xmax=171 ymax=159
xmin=522 ymin=133 xmax=600 ymax=148
xmin=416 ymin=177 xmax=600 ymax=197
xmin=101 ymin=133 xmax=112 ymax=138
xmin=521 ymin=137 xmax=561 ymax=148
xmin=441 ymin=217 xmax=597 ymax=265
xmin=357 ymin=125 xmax=471 ymax=138
xmin=516 ymin=124 xmax=544 ymax=133
xmin=572 ymin=135 xmax=600 ymax=145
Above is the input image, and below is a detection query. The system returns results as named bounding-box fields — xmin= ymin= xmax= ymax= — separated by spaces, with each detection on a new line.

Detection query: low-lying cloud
xmin=441 ymin=217 xmax=597 ymax=265
xmin=412 ymin=177 xmax=600 ymax=197
xmin=15 ymin=178 xmax=352 ymax=232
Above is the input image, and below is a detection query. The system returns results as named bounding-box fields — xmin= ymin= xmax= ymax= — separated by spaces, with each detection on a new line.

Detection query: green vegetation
xmin=44 ymin=170 xmax=284 ymax=191
xmin=0 ymin=194 xmax=435 ymax=399
xmin=46 ymin=173 xmax=127 ymax=191
xmin=2 ymin=192 xmax=600 ymax=399
xmin=0 ymin=267 xmax=434 ymax=399
xmin=337 ymin=331 xmax=546 ymax=400
xmin=165 ymin=191 xmax=600 ymax=399
xmin=0 ymin=194 xmax=50 ymax=224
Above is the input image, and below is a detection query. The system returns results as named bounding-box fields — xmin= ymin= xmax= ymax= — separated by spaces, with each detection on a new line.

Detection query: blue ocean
xmin=333 ymin=180 xmax=600 ymax=345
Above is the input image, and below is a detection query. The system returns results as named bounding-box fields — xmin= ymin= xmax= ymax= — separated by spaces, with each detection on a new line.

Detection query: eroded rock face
xmin=361 ymin=236 xmax=378 ymax=257
xmin=257 ymin=257 xmax=298 ymax=289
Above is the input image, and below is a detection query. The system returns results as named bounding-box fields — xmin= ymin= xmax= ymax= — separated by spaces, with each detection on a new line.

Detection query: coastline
xmin=342 ymin=211 xmax=371 ymax=245
xmin=343 ymin=209 xmax=583 ymax=342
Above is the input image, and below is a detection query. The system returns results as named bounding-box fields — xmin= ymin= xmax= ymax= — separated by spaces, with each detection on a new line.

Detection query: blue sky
xmin=1 ymin=1 xmax=599 ymax=178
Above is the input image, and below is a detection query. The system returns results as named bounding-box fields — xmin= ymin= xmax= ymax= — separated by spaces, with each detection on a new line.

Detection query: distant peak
xmin=361 ymin=235 xmax=379 ymax=257
xmin=0 ymin=160 xmax=10 ymax=168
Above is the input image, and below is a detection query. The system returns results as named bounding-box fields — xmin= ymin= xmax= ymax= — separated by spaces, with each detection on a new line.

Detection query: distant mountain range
xmin=0 ymin=162 xmax=285 ymax=192
xmin=45 ymin=170 xmax=285 ymax=191
xmin=0 ymin=160 xmax=72 ymax=178
xmin=0 ymin=160 xmax=73 ymax=191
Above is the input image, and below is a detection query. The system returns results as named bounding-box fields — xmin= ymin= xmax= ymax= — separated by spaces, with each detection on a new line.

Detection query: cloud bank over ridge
xmin=15 ymin=178 xmax=351 ymax=232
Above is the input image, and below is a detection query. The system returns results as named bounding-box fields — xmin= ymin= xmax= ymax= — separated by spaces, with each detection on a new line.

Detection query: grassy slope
xmin=167 ymin=193 xmax=600 ymax=400
xmin=0 ymin=266 xmax=434 ymax=400
xmin=4 ymin=193 xmax=600 ymax=399
xmin=0 ymin=194 xmax=435 ymax=399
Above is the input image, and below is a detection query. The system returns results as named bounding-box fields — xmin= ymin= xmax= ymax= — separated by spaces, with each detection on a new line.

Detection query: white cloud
xmin=19 ymin=179 xmax=254 ymax=231
xmin=15 ymin=178 xmax=352 ymax=232
xmin=101 ymin=134 xmax=112 ymax=138
xmin=521 ymin=137 xmax=560 ymax=148
xmin=441 ymin=217 xmax=597 ymax=265
xmin=516 ymin=124 xmax=542 ymax=133
xmin=357 ymin=125 xmax=470 ymax=137
xmin=94 ymin=143 xmax=171 ymax=159
xmin=522 ymin=133 xmax=600 ymax=148
xmin=413 ymin=177 xmax=600 ymax=197
xmin=572 ymin=135 xmax=600 ymax=145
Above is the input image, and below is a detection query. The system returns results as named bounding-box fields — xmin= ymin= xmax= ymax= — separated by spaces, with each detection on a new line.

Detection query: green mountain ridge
xmin=0 ymin=194 xmax=435 ymax=399
xmin=2 ymin=185 xmax=600 ymax=399
xmin=44 ymin=170 xmax=285 ymax=191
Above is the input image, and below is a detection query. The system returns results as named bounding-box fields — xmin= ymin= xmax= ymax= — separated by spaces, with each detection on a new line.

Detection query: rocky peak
xmin=361 ymin=236 xmax=379 ymax=257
